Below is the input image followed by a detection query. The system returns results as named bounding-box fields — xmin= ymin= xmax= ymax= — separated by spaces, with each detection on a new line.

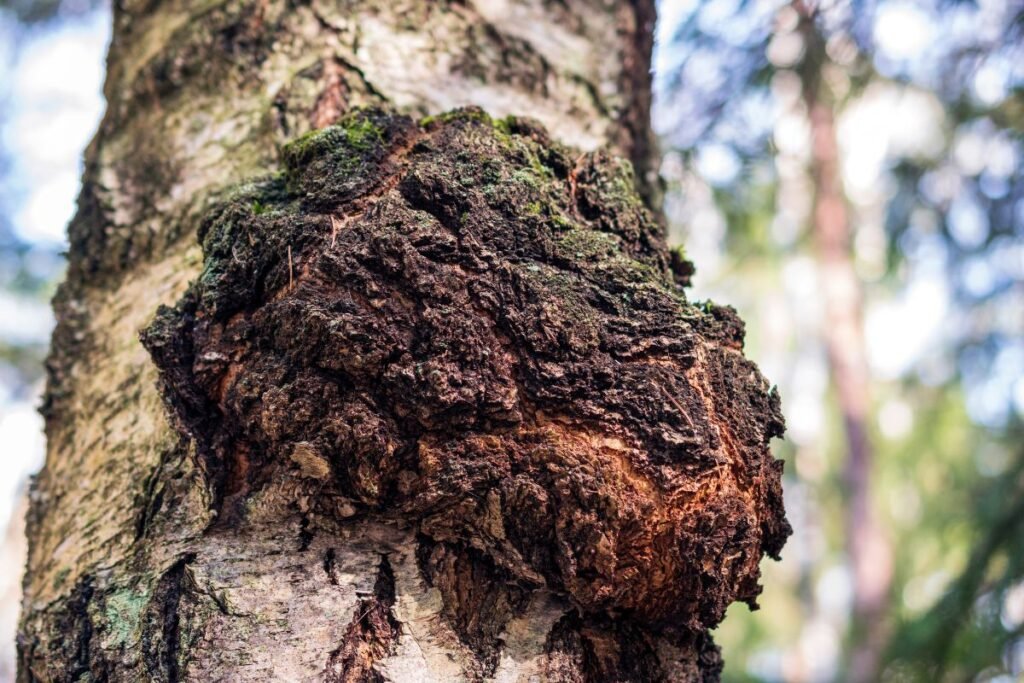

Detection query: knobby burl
xmin=143 ymin=106 xmax=789 ymax=646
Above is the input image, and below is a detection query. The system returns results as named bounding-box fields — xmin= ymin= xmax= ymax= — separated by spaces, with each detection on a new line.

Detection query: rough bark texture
xmin=20 ymin=1 xmax=788 ymax=681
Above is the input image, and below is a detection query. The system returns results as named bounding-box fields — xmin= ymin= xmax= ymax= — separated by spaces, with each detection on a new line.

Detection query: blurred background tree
xmin=0 ymin=0 xmax=107 ymax=677
xmin=0 ymin=0 xmax=1021 ymax=681
xmin=654 ymin=0 xmax=1024 ymax=680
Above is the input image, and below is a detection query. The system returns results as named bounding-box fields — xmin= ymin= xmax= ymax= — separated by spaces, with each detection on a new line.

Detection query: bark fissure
xmin=416 ymin=538 xmax=532 ymax=678
xmin=324 ymin=556 xmax=401 ymax=683
xmin=141 ymin=555 xmax=196 ymax=683
xmin=64 ymin=577 xmax=96 ymax=682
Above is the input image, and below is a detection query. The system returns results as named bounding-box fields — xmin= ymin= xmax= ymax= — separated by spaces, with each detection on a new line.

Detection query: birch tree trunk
xmin=794 ymin=3 xmax=893 ymax=680
xmin=19 ymin=2 xmax=790 ymax=681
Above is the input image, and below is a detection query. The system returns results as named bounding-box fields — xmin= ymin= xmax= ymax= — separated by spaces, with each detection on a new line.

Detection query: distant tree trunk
xmin=795 ymin=4 xmax=892 ymax=681
xmin=19 ymin=2 xmax=790 ymax=681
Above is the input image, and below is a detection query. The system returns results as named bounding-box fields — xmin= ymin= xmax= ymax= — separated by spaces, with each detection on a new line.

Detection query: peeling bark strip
xmin=138 ymin=107 xmax=790 ymax=680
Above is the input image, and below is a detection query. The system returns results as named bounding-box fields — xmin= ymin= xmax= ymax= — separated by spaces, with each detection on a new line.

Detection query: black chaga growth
xmin=141 ymin=106 xmax=790 ymax=680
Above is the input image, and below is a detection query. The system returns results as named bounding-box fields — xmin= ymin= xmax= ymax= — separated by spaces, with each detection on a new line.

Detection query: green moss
xmin=510 ymin=168 xmax=541 ymax=189
xmin=104 ymin=585 xmax=151 ymax=647
xmin=480 ymin=158 xmax=503 ymax=187
xmin=344 ymin=116 xmax=385 ymax=151
xmin=420 ymin=108 xmax=495 ymax=128
xmin=282 ymin=128 xmax=324 ymax=164
xmin=282 ymin=130 xmax=355 ymax=186
xmin=282 ymin=111 xmax=385 ymax=176
xmin=557 ymin=229 xmax=621 ymax=261
xmin=421 ymin=109 xmax=519 ymax=150
xmin=527 ymin=151 xmax=555 ymax=180
xmin=521 ymin=264 xmax=601 ymax=351
xmin=550 ymin=214 xmax=574 ymax=231
xmin=586 ymin=155 xmax=643 ymax=212
xmin=553 ymin=227 xmax=665 ymax=287
xmin=279 ymin=108 xmax=403 ymax=209
xmin=493 ymin=116 xmax=515 ymax=136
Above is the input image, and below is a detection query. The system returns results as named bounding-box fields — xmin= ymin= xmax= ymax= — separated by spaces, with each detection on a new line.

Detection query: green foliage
xmin=661 ymin=1 xmax=1024 ymax=679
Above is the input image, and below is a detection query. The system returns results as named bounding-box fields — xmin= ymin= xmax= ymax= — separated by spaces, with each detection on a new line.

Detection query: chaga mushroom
xmin=143 ymin=106 xmax=789 ymax=640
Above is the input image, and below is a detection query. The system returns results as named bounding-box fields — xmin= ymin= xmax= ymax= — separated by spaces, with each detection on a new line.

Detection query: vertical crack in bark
xmin=18 ymin=575 xmax=100 ymax=682
xmin=298 ymin=513 xmax=315 ymax=551
xmin=416 ymin=537 xmax=531 ymax=678
xmin=142 ymin=554 xmax=197 ymax=683
xmin=324 ymin=555 xmax=400 ymax=683
xmin=323 ymin=547 xmax=340 ymax=586
xmin=614 ymin=0 xmax=660 ymax=209
xmin=66 ymin=576 xmax=96 ymax=681
xmin=543 ymin=611 xmax=662 ymax=683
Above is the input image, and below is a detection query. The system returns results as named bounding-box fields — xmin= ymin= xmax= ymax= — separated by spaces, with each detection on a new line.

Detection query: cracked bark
xmin=19 ymin=1 xmax=788 ymax=681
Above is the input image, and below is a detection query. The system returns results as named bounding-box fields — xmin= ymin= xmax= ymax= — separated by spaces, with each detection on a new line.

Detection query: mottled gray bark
xmin=19 ymin=2 xmax=788 ymax=681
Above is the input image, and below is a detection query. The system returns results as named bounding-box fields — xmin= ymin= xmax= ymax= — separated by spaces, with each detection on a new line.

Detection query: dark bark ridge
xmin=141 ymin=107 xmax=789 ymax=676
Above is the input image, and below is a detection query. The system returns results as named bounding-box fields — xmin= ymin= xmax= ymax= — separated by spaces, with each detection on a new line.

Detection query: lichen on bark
xmin=141 ymin=106 xmax=789 ymax=680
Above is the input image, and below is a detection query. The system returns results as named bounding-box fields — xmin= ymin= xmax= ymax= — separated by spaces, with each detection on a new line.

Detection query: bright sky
xmin=1 ymin=10 xmax=109 ymax=245
xmin=0 ymin=16 xmax=111 ymax=674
